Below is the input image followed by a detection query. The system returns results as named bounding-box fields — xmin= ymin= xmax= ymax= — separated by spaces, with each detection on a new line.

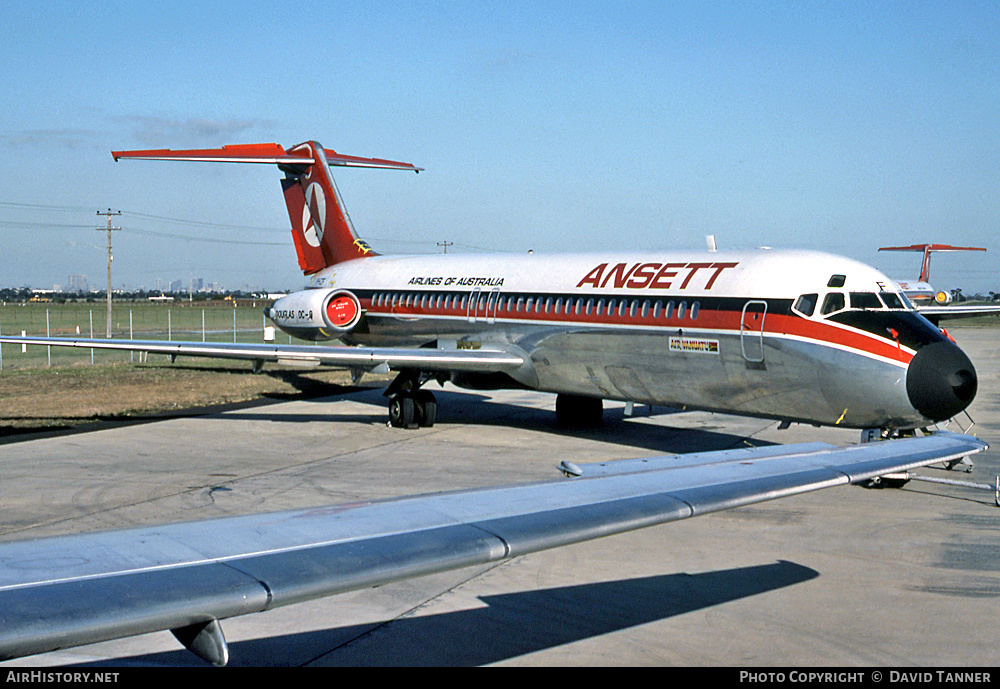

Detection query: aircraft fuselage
xmin=266 ymin=248 xmax=977 ymax=430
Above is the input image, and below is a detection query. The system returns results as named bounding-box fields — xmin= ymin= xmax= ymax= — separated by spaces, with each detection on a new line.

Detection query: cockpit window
xmin=849 ymin=292 xmax=883 ymax=310
xmin=793 ymin=293 xmax=818 ymax=317
xmin=827 ymin=274 xmax=846 ymax=288
xmin=821 ymin=292 xmax=845 ymax=315
xmin=880 ymin=292 xmax=906 ymax=310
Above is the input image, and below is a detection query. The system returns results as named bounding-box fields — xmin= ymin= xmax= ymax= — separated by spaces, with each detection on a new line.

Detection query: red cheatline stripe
xmin=357 ymin=297 xmax=912 ymax=364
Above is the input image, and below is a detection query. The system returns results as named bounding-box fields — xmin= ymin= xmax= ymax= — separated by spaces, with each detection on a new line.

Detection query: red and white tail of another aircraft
xmin=0 ymin=141 xmax=981 ymax=432
xmin=879 ymin=243 xmax=1000 ymax=322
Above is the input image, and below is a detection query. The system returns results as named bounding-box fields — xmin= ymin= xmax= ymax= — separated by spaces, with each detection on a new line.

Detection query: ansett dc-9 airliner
xmin=3 ymin=141 xmax=978 ymax=434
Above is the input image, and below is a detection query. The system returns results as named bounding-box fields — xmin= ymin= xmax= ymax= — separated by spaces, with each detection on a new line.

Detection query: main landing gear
xmin=385 ymin=370 xmax=438 ymax=428
xmin=388 ymin=390 xmax=437 ymax=428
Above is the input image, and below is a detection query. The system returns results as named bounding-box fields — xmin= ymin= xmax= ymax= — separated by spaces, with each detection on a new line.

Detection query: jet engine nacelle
xmin=934 ymin=290 xmax=952 ymax=305
xmin=266 ymin=289 xmax=363 ymax=341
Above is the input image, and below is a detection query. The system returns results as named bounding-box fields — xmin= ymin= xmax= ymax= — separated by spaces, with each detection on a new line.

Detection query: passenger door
xmin=740 ymin=300 xmax=767 ymax=363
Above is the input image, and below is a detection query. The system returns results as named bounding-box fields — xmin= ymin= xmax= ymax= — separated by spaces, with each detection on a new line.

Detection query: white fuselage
xmin=266 ymin=248 xmax=976 ymax=430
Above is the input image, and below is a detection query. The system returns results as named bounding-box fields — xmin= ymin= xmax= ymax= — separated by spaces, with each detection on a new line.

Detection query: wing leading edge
xmin=0 ymin=432 xmax=986 ymax=665
xmin=0 ymin=336 xmax=527 ymax=376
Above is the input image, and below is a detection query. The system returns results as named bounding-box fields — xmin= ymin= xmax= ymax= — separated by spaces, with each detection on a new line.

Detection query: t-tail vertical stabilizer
xmin=112 ymin=142 xmax=422 ymax=273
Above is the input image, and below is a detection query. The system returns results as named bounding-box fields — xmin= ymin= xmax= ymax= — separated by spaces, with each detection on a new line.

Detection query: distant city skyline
xmin=9 ymin=271 xmax=268 ymax=294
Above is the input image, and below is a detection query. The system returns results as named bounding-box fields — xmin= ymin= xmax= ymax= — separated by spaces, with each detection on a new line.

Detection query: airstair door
xmin=740 ymin=300 xmax=767 ymax=363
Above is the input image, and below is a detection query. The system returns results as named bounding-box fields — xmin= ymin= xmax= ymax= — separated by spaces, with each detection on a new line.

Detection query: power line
xmin=0 ymin=201 xmax=287 ymax=234
xmin=124 ymin=210 xmax=285 ymax=233
xmin=0 ymin=219 xmax=286 ymax=245
xmin=0 ymin=201 xmax=95 ymax=212
xmin=120 ymin=227 xmax=285 ymax=245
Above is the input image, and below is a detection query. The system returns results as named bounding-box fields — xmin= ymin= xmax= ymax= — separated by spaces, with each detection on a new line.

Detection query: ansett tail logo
xmin=576 ymin=261 xmax=738 ymax=290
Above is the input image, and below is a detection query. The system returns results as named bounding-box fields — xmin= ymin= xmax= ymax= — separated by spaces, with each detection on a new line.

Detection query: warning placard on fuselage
xmin=669 ymin=337 xmax=720 ymax=354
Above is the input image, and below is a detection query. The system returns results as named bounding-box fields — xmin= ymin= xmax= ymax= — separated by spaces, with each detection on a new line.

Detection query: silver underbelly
xmin=357 ymin=315 xmax=916 ymax=429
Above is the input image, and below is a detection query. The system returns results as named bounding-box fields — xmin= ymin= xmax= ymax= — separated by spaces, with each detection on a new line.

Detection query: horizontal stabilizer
xmin=879 ymin=244 xmax=986 ymax=254
xmin=112 ymin=143 xmax=422 ymax=172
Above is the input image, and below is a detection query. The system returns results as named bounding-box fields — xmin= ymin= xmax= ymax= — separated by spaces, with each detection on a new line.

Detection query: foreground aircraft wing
xmin=0 ymin=432 xmax=986 ymax=665
xmin=0 ymin=336 xmax=526 ymax=376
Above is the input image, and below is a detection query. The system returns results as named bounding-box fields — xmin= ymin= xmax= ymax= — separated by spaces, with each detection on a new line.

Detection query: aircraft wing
xmin=0 ymin=431 xmax=986 ymax=666
xmin=915 ymin=303 xmax=1000 ymax=322
xmin=0 ymin=335 xmax=527 ymax=375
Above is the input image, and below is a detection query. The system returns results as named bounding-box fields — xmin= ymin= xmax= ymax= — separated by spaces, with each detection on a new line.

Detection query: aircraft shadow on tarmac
xmin=219 ymin=386 xmax=776 ymax=456
xmin=78 ymin=560 xmax=818 ymax=667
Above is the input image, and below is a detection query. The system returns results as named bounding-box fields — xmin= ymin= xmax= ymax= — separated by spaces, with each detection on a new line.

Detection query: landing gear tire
xmin=555 ymin=394 xmax=604 ymax=428
xmin=388 ymin=395 xmax=415 ymax=428
xmin=388 ymin=391 xmax=437 ymax=428
xmin=414 ymin=390 xmax=437 ymax=427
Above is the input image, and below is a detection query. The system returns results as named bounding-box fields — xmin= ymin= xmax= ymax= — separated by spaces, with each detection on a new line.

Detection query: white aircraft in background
xmin=0 ymin=141 xmax=991 ymax=666
xmin=0 ymin=141 xmax=981 ymax=433
xmin=879 ymin=243 xmax=1000 ymax=323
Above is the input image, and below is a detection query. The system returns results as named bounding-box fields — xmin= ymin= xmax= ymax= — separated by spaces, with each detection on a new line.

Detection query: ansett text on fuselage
xmin=575 ymin=260 xmax=738 ymax=291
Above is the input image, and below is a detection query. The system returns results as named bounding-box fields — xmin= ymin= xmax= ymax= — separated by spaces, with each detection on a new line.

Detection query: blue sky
xmin=1 ymin=1 xmax=998 ymax=293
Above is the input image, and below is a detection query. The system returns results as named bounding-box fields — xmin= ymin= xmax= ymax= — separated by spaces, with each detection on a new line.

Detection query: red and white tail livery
xmin=112 ymin=142 xmax=421 ymax=273
xmin=879 ymin=243 xmax=1000 ymax=322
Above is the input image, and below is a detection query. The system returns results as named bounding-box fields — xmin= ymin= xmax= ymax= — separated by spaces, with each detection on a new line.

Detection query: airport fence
xmin=0 ymin=300 xmax=293 ymax=371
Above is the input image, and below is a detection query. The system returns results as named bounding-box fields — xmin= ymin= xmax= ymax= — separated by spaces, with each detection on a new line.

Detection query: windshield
xmin=820 ymin=290 xmax=913 ymax=318
xmin=849 ymin=292 xmax=883 ymax=310
xmin=821 ymin=292 xmax=845 ymax=315
xmin=880 ymin=291 xmax=907 ymax=310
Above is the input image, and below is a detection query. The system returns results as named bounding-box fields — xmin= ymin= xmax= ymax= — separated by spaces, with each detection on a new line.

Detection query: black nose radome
xmin=907 ymin=340 xmax=978 ymax=422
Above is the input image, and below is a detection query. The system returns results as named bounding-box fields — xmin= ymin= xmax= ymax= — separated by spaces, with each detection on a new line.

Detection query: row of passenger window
xmin=370 ymin=292 xmax=702 ymax=321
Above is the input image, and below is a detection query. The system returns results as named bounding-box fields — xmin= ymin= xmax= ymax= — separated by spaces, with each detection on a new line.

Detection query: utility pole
xmin=437 ymin=240 xmax=453 ymax=254
xmin=96 ymin=209 xmax=121 ymax=338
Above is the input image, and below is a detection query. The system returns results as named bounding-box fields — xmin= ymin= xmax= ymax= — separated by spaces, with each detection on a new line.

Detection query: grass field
xmin=0 ymin=300 xmax=293 ymax=370
xmin=0 ymin=301 xmax=392 ymax=436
